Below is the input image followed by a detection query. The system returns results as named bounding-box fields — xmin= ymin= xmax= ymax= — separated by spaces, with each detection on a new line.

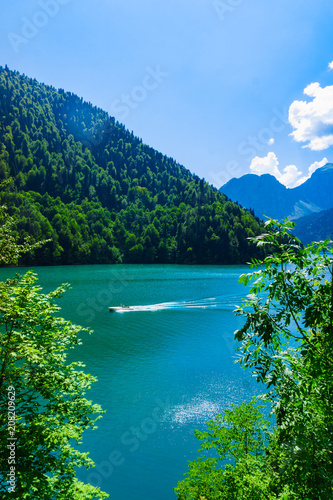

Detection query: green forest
xmin=0 ymin=66 xmax=265 ymax=266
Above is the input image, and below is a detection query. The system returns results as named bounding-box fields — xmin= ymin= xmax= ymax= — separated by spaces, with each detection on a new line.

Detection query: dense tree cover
xmin=0 ymin=206 xmax=108 ymax=499
xmin=0 ymin=66 xmax=265 ymax=265
xmin=0 ymin=190 xmax=47 ymax=265
xmin=175 ymin=219 xmax=333 ymax=499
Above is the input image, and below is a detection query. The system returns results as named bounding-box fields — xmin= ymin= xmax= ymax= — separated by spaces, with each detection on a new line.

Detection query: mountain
xmin=0 ymin=66 xmax=266 ymax=265
xmin=220 ymin=164 xmax=333 ymax=221
xmin=293 ymin=207 xmax=333 ymax=244
xmin=295 ymin=164 xmax=333 ymax=212
xmin=219 ymin=174 xmax=295 ymax=220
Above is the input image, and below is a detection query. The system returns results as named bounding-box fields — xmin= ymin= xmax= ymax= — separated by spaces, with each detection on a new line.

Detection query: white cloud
xmin=279 ymin=164 xmax=302 ymax=187
xmin=293 ymin=157 xmax=328 ymax=187
xmin=328 ymin=61 xmax=333 ymax=70
xmin=250 ymin=152 xmax=302 ymax=187
xmin=308 ymin=157 xmax=328 ymax=175
xmin=250 ymin=152 xmax=281 ymax=177
xmin=289 ymin=82 xmax=333 ymax=150
xmin=268 ymin=138 xmax=275 ymax=145
xmin=249 ymin=153 xmax=328 ymax=188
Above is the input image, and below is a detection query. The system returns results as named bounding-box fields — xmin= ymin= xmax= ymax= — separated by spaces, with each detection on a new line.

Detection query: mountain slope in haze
xmin=220 ymin=164 xmax=333 ymax=221
xmin=0 ymin=66 xmax=266 ymax=265
xmin=293 ymin=207 xmax=333 ymax=244
xmin=219 ymin=174 xmax=296 ymax=220
xmin=294 ymin=164 xmax=333 ymax=213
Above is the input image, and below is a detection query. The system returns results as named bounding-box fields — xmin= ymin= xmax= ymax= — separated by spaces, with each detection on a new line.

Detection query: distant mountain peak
xmin=221 ymin=172 xmax=292 ymax=220
xmin=220 ymin=163 xmax=333 ymax=222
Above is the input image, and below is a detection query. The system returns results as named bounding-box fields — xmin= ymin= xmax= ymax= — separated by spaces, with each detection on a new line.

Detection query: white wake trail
xmin=113 ymin=295 xmax=242 ymax=313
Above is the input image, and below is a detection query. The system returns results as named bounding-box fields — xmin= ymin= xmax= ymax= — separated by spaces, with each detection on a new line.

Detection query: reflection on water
xmin=169 ymin=398 xmax=222 ymax=424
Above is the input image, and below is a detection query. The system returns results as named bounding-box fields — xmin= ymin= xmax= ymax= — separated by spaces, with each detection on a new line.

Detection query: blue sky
xmin=1 ymin=0 xmax=333 ymax=188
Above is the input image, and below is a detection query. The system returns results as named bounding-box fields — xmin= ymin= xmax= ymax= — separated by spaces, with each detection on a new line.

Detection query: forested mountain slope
xmin=0 ymin=66 xmax=265 ymax=265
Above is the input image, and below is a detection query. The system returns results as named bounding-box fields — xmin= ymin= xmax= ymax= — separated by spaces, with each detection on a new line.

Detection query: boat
xmin=109 ymin=305 xmax=133 ymax=312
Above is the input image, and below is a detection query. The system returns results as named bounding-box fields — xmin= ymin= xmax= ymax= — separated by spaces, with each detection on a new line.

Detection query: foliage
xmin=235 ymin=218 xmax=333 ymax=498
xmin=0 ymin=180 xmax=47 ymax=265
xmin=0 ymin=185 xmax=108 ymax=497
xmin=0 ymin=271 xmax=108 ymax=498
xmin=0 ymin=65 xmax=265 ymax=265
xmin=175 ymin=218 xmax=333 ymax=499
xmin=175 ymin=398 xmax=284 ymax=500
xmin=0 ymin=204 xmax=40 ymax=266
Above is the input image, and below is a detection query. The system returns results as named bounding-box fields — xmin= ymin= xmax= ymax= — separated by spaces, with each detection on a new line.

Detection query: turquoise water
xmin=0 ymin=264 xmax=260 ymax=499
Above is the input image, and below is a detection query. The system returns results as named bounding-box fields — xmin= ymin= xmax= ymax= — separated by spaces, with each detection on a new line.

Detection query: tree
xmin=235 ymin=218 xmax=333 ymax=498
xmin=175 ymin=218 xmax=333 ymax=499
xmin=0 ymin=203 xmax=44 ymax=266
xmin=0 ymin=272 xmax=108 ymax=499
xmin=0 ymin=202 xmax=108 ymax=498
xmin=174 ymin=398 xmax=285 ymax=500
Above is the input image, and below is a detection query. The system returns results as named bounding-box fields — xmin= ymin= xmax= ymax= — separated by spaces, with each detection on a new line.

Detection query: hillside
xmin=0 ymin=66 xmax=265 ymax=265
xmin=294 ymin=164 xmax=333 ymax=212
xmin=293 ymin=207 xmax=333 ymax=244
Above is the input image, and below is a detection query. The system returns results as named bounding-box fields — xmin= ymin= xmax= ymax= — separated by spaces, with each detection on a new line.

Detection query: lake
xmin=0 ymin=264 xmax=260 ymax=499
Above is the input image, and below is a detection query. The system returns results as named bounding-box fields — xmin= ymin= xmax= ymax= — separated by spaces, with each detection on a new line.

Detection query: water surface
xmin=0 ymin=264 xmax=260 ymax=499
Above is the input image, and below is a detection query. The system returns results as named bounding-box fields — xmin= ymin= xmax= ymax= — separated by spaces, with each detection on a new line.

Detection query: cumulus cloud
xmin=289 ymin=82 xmax=333 ymax=150
xmin=329 ymin=61 xmax=333 ymax=70
xmin=293 ymin=157 xmax=328 ymax=187
xmin=268 ymin=138 xmax=275 ymax=145
xmin=250 ymin=152 xmax=281 ymax=177
xmin=249 ymin=153 xmax=328 ymax=188
xmin=250 ymin=152 xmax=301 ymax=187
xmin=278 ymin=164 xmax=302 ymax=187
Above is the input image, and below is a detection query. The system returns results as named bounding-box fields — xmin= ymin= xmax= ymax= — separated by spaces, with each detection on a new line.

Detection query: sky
xmin=1 ymin=0 xmax=333 ymax=189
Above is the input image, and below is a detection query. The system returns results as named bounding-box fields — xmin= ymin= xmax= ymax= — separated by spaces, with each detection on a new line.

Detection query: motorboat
xmin=109 ymin=305 xmax=133 ymax=312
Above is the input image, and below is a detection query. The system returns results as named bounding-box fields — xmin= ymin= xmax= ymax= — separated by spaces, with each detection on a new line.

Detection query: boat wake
xmin=112 ymin=295 xmax=242 ymax=313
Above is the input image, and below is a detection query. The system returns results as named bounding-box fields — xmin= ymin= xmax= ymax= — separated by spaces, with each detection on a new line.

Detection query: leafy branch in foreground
xmin=175 ymin=218 xmax=333 ymax=499
xmin=235 ymin=218 xmax=333 ymax=498
xmin=175 ymin=398 xmax=294 ymax=500
xmin=0 ymin=272 xmax=108 ymax=499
